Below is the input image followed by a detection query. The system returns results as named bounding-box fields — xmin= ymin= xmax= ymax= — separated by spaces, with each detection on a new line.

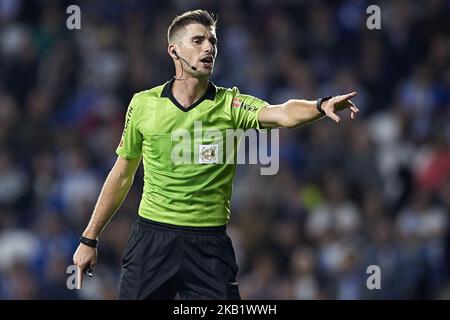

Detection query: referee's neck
xmin=172 ymin=77 xmax=210 ymax=108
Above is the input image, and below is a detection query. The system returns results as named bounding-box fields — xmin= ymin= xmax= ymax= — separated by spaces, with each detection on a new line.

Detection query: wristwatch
xmin=316 ymin=96 xmax=333 ymax=114
xmin=80 ymin=236 xmax=98 ymax=248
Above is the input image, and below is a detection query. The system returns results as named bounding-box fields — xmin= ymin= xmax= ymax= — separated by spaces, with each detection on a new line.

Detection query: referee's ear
xmin=168 ymin=44 xmax=178 ymax=60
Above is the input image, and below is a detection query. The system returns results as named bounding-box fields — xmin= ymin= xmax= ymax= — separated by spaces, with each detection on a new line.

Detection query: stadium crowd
xmin=0 ymin=0 xmax=448 ymax=299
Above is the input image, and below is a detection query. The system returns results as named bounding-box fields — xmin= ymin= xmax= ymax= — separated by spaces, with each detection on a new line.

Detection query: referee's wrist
xmin=316 ymin=96 xmax=333 ymax=114
xmin=80 ymin=236 xmax=98 ymax=248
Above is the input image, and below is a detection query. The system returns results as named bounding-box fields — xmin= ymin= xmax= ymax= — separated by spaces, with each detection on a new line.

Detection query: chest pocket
xmin=148 ymin=134 xmax=173 ymax=172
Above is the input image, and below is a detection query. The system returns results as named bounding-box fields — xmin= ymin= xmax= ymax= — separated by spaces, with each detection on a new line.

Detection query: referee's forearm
xmin=82 ymin=170 xmax=134 ymax=240
xmin=282 ymin=99 xmax=326 ymax=128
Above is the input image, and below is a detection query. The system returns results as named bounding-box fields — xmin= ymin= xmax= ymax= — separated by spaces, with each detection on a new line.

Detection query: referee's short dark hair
xmin=168 ymin=9 xmax=217 ymax=43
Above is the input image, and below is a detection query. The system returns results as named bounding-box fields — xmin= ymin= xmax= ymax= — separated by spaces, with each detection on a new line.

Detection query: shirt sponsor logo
xmin=232 ymin=97 xmax=259 ymax=112
xmin=232 ymin=97 xmax=242 ymax=108
xmin=241 ymin=103 xmax=259 ymax=113
xmin=199 ymin=144 xmax=219 ymax=164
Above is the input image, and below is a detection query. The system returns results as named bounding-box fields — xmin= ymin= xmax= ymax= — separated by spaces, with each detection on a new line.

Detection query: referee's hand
xmin=321 ymin=92 xmax=359 ymax=123
xmin=73 ymin=243 xmax=97 ymax=289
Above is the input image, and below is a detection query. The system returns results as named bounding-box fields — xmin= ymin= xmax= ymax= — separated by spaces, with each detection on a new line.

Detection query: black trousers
xmin=118 ymin=217 xmax=241 ymax=300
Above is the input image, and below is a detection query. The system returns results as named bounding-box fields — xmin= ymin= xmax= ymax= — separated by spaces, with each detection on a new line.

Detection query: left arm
xmin=258 ymin=92 xmax=359 ymax=128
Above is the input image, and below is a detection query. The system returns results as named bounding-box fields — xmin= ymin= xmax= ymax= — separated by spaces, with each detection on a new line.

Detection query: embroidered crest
xmin=199 ymin=144 xmax=219 ymax=164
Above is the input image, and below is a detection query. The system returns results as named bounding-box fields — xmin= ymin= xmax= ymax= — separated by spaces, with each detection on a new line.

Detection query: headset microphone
xmin=173 ymin=51 xmax=197 ymax=71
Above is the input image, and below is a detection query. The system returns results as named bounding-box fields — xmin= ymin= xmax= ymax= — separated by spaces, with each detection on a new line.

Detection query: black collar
xmin=160 ymin=78 xmax=216 ymax=112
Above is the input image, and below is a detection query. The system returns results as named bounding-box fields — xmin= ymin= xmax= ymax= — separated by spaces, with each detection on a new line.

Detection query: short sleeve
xmin=116 ymin=95 xmax=143 ymax=159
xmin=231 ymin=88 xmax=269 ymax=130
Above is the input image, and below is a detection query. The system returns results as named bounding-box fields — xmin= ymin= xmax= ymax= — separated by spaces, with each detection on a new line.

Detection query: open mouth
xmin=200 ymin=56 xmax=214 ymax=67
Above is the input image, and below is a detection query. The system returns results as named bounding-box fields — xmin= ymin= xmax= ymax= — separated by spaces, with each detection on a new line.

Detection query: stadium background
xmin=0 ymin=0 xmax=448 ymax=299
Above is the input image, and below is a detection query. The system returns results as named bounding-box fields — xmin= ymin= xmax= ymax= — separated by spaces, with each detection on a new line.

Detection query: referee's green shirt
xmin=116 ymin=79 xmax=268 ymax=226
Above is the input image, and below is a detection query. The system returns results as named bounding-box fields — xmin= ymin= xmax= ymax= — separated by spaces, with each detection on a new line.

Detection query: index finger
xmin=336 ymin=92 xmax=357 ymax=103
xmin=76 ymin=266 xmax=83 ymax=289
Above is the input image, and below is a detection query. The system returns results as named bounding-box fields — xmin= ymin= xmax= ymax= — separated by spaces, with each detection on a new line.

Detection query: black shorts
xmin=118 ymin=216 xmax=241 ymax=300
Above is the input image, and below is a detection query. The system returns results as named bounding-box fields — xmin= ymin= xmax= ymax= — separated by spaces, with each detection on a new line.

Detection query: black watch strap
xmin=80 ymin=236 xmax=98 ymax=248
xmin=317 ymin=96 xmax=333 ymax=114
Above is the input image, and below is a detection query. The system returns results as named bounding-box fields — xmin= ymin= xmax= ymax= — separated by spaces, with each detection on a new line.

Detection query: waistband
xmin=137 ymin=216 xmax=226 ymax=234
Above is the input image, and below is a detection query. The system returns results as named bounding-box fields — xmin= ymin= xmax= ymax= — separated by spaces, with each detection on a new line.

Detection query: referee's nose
xmin=203 ymin=41 xmax=215 ymax=57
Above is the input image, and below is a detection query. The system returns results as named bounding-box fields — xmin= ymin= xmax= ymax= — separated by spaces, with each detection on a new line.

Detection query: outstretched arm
xmin=73 ymin=155 xmax=141 ymax=288
xmin=258 ymin=92 xmax=359 ymax=128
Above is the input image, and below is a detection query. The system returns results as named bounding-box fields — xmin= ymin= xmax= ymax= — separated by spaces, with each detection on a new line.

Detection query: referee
xmin=73 ymin=9 xmax=359 ymax=299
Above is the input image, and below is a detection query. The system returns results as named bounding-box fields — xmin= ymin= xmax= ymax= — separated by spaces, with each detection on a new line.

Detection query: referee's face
xmin=177 ymin=23 xmax=217 ymax=77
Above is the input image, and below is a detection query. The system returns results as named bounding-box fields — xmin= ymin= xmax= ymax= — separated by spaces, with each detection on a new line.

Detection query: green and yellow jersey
xmin=116 ymin=79 xmax=268 ymax=226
